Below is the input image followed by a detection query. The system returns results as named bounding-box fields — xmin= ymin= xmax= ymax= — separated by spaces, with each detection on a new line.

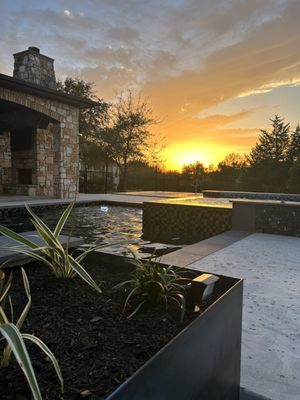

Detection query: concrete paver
xmin=160 ymin=230 xmax=250 ymax=266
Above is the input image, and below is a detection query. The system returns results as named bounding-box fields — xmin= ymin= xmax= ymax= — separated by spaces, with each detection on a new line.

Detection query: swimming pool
xmin=1 ymin=205 xmax=143 ymax=246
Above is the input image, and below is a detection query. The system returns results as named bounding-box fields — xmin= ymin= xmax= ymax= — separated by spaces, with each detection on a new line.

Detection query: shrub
xmin=115 ymin=252 xmax=189 ymax=321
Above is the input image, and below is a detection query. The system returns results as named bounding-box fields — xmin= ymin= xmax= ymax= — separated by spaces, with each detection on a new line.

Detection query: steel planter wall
xmin=107 ymin=277 xmax=243 ymax=400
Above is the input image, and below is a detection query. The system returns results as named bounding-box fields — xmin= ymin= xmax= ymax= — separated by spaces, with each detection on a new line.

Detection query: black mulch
xmin=0 ymin=261 xmax=233 ymax=399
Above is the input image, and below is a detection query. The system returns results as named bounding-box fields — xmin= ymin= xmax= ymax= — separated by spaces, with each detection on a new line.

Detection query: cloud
xmin=63 ymin=10 xmax=74 ymax=19
xmin=238 ymin=77 xmax=300 ymax=97
xmin=1 ymin=0 xmax=300 ymax=166
xmin=106 ymin=27 xmax=141 ymax=44
xmin=141 ymin=1 xmax=300 ymax=129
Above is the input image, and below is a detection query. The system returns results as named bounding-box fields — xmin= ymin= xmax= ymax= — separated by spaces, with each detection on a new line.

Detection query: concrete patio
xmin=163 ymin=232 xmax=300 ymax=400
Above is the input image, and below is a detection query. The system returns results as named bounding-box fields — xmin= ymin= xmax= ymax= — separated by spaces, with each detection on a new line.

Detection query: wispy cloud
xmin=1 ymin=0 xmax=300 ymax=166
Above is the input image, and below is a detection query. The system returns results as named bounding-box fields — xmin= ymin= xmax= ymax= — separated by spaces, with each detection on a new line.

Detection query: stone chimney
xmin=13 ymin=46 xmax=57 ymax=90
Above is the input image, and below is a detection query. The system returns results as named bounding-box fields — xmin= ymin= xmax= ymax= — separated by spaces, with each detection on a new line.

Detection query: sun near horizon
xmin=1 ymin=1 xmax=300 ymax=172
xmin=163 ymin=143 xmax=233 ymax=171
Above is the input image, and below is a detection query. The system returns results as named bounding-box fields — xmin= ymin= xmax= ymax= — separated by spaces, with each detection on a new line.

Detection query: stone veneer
xmin=0 ymin=86 xmax=79 ymax=198
xmin=0 ymin=131 xmax=11 ymax=193
xmin=232 ymin=200 xmax=300 ymax=237
xmin=256 ymin=204 xmax=300 ymax=236
xmin=13 ymin=47 xmax=57 ymax=89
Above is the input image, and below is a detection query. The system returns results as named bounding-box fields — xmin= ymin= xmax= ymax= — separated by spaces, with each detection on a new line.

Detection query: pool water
xmin=1 ymin=205 xmax=143 ymax=246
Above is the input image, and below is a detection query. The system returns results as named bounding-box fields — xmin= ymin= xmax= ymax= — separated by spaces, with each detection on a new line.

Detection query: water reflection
xmin=1 ymin=206 xmax=143 ymax=246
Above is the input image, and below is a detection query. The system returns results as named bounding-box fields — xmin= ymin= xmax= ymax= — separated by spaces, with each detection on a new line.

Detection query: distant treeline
xmin=126 ymin=115 xmax=300 ymax=194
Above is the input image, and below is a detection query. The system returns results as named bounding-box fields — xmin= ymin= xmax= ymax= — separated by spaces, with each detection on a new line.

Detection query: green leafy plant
xmin=115 ymin=252 xmax=189 ymax=321
xmin=0 ymin=267 xmax=63 ymax=400
xmin=0 ymin=202 xmax=101 ymax=292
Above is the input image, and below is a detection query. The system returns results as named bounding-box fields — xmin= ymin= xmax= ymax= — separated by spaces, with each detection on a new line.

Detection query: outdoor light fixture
xmin=191 ymin=273 xmax=219 ymax=306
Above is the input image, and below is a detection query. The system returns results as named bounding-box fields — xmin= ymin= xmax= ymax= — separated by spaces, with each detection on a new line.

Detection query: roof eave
xmin=0 ymin=73 xmax=100 ymax=109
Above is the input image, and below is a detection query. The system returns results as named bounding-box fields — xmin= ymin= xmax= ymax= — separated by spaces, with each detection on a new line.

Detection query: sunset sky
xmin=1 ymin=0 xmax=300 ymax=170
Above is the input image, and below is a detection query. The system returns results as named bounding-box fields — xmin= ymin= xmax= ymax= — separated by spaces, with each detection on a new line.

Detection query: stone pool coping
xmin=0 ymin=193 xmax=161 ymax=208
xmin=0 ymin=193 xmax=171 ymax=216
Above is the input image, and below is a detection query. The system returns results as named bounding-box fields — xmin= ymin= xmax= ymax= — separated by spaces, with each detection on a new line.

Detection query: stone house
xmin=0 ymin=47 xmax=98 ymax=199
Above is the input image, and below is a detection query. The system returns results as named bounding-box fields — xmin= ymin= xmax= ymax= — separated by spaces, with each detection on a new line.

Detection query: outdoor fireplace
xmin=18 ymin=168 xmax=32 ymax=185
xmin=0 ymin=46 xmax=98 ymax=198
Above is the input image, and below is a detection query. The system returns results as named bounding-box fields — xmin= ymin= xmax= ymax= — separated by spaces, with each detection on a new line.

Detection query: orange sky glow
xmin=1 ymin=1 xmax=300 ymax=171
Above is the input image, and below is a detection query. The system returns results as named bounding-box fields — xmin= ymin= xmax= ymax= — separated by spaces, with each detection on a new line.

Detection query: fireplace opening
xmin=18 ymin=168 xmax=32 ymax=184
xmin=11 ymin=128 xmax=33 ymax=152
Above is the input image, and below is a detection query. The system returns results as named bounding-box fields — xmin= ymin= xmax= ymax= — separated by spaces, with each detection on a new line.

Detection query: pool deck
xmin=162 ymin=232 xmax=300 ymax=400
xmin=1 ymin=191 xmax=299 ymax=399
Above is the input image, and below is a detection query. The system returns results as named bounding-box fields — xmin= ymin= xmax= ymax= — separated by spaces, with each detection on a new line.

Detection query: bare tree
xmin=182 ymin=161 xmax=205 ymax=193
xmin=145 ymin=134 xmax=166 ymax=190
xmin=98 ymin=91 xmax=158 ymax=191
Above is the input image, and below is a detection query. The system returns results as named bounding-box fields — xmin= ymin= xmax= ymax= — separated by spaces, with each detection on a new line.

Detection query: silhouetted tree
xmin=245 ymin=115 xmax=291 ymax=192
xmin=287 ymin=158 xmax=300 ymax=193
xmin=249 ymin=115 xmax=290 ymax=164
xmin=57 ymin=78 xmax=109 ymax=138
xmin=57 ymin=78 xmax=110 ymax=191
xmin=182 ymin=161 xmax=205 ymax=192
xmin=98 ymin=91 xmax=158 ymax=191
xmin=214 ymin=153 xmax=247 ymax=190
xmin=288 ymin=125 xmax=300 ymax=162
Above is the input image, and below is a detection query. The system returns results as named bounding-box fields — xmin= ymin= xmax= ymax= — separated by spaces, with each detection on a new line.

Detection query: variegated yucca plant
xmin=0 ymin=267 xmax=63 ymax=400
xmin=0 ymin=202 xmax=101 ymax=292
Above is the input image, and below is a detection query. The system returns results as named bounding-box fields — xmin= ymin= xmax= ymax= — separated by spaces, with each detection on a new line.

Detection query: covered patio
xmin=0 ymin=46 xmax=98 ymax=199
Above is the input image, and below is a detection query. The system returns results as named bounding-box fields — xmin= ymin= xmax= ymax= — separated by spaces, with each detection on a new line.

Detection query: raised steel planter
xmin=106 ymin=272 xmax=243 ymax=400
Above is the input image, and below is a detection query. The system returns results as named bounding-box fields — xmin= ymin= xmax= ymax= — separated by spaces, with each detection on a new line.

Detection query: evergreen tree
xmin=288 ymin=124 xmax=300 ymax=162
xmin=249 ymin=115 xmax=290 ymax=164
xmin=243 ymin=116 xmax=291 ymax=192
xmin=287 ymin=158 xmax=300 ymax=193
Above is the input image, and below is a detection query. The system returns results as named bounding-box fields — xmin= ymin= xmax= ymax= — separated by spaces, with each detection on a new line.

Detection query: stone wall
xmin=0 ymin=86 xmax=79 ymax=198
xmin=232 ymin=200 xmax=300 ymax=237
xmin=10 ymin=129 xmax=37 ymax=188
xmin=143 ymin=202 xmax=232 ymax=244
xmin=36 ymin=128 xmax=54 ymax=196
xmin=13 ymin=47 xmax=57 ymax=90
xmin=255 ymin=204 xmax=300 ymax=237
